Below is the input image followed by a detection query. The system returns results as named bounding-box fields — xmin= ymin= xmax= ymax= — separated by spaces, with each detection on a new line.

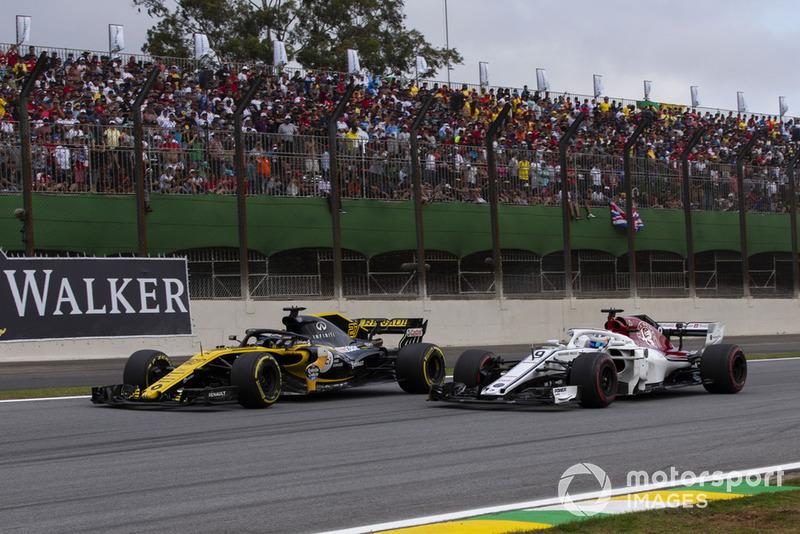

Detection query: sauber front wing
xmin=429 ymin=382 xmax=580 ymax=406
xmin=91 ymin=384 xmax=239 ymax=408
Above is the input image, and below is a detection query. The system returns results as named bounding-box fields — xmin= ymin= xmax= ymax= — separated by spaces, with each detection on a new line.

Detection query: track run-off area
xmin=1 ymin=356 xmax=799 ymax=533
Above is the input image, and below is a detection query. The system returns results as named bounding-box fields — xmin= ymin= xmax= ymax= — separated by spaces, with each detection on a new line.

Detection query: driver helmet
xmin=588 ymin=335 xmax=610 ymax=349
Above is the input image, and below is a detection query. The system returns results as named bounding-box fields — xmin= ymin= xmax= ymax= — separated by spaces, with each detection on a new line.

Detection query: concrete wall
xmin=1 ymin=297 xmax=798 ymax=362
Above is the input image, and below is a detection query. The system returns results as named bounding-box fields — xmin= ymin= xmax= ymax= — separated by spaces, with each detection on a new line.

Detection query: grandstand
xmin=1 ymin=41 xmax=798 ymax=300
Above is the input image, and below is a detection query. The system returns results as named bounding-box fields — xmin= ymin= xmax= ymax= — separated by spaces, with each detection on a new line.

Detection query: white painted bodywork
xmin=478 ymin=327 xmax=706 ymax=401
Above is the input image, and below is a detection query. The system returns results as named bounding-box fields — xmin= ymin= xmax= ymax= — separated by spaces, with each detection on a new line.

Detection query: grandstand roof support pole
xmin=18 ymin=52 xmax=49 ymax=256
xmin=680 ymin=127 xmax=706 ymax=298
xmin=557 ymin=112 xmax=587 ymax=299
xmin=785 ymin=151 xmax=800 ymax=298
xmin=486 ymin=103 xmax=512 ymax=299
xmin=409 ymin=93 xmax=436 ymax=299
xmin=328 ymin=84 xmax=355 ymax=301
xmin=622 ymin=113 xmax=653 ymax=298
xmin=233 ymin=75 xmax=263 ymax=299
xmin=735 ymin=131 xmax=761 ymax=299
xmin=132 ymin=66 xmax=161 ymax=257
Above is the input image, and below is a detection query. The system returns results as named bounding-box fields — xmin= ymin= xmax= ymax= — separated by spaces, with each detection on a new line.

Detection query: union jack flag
xmin=609 ymin=201 xmax=643 ymax=232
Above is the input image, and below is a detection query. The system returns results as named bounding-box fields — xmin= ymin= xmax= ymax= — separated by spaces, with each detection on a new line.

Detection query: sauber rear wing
xmin=351 ymin=318 xmax=428 ymax=346
xmin=655 ymin=321 xmax=725 ymax=347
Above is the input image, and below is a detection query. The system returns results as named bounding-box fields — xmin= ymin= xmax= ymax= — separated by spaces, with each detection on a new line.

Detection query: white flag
xmin=479 ymin=62 xmax=490 ymax=88
xmin=415 ymin=55 xmax=429 ymax=76
xmin=194 ymin=33 xmax=210 ymax=60
xmin=536 ymin=68 xmax=550 ymax=92
xmin=273 ymin=40 xmax=288 ymax=67
xmin=737 ymin=91 xmax=747 ymax=113
xmin=16 ymin=15 xmax=31 ymax=45
xmin=347 ymin=49 xmax=361 ymax=74
xmin=780 ymin=96 xmax=789 ymax=117
xmin=108 ymin=24 xmax=125 ymax=53
xmin=690 ymin=86 xmax=700 ymax=107
xmin=593 ymin=74 xmax=603 ymax=97
xmin=643 ymin=80 xmax=652 ymax=99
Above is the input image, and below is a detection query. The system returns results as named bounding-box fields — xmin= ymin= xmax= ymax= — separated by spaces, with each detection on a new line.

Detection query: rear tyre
xmin=396 ymin=343 xmax=446 ymax=393
xmin=570 ymin=352 xmax=617 ymax=408
xmin=453 ymin=349 xmax=500 ymax=389
xmin=123 ymin=350 xmax=172 ymax=388
xmin=700 ymin=344 xmax=746 ymax=394
xmin=231 ymin=352 xmax=282 ymax=408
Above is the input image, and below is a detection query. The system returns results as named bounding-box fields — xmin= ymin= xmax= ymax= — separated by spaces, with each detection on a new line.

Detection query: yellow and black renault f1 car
xmin=91 ymin=307 xmax=445 ymax=409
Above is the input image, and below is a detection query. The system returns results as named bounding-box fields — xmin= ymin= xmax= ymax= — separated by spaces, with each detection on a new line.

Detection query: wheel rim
xmin=731 ymin=353 xmax=747 ymax=385
xmin=599 ymin=363 xmax=616 ymax=397
xmin=257 ymin=361 xmax=279 ymax=398
xmin=426 ymin=351 xmax=445 ymax=384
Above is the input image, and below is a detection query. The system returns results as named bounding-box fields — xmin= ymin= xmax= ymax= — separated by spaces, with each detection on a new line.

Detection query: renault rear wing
xmin=351 ymin=318 xmax=428 ymax=346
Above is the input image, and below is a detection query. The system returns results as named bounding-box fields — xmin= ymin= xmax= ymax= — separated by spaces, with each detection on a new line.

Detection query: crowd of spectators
xmin=0 ymin=42 xmax=797 ymax=214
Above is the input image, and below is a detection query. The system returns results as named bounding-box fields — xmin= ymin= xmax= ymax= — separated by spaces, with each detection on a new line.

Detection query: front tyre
xmin=453 ymin=349 xmax=500 ymax=389
xmin=700 ymin=344 xmax=746 ymax=394
xmin=123 ymin=350 xmax=172 ymax=388
xmin=570 ymin=352 xmax=617 ymax=408
xmin=396 ymin=343 xmax=446 ymax=393
xmin=231 ymin=352 xmax=282 ymax=408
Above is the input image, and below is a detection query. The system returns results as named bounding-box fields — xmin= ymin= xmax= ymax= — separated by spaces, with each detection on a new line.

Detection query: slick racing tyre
xmin=570 ymin=352 xmax=617 ymax=408
xmin=453 ymin=349 xmax=500 ymax=389
xmin=700 ymin=344 xmax=747 ymax=394
xmin=123 ymin=350 xmax=173 ymax=388
xmin=396 ymin=343 xmax=446 ymax=393
xmin=231 ymin=352 xmax=282 ymax=408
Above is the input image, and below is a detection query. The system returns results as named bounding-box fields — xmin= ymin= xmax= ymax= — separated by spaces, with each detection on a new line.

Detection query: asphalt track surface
xmin=1 ymin=338 xmax=799 ymax=534
xmin=2 ymin=334 xmax=799 ymax=390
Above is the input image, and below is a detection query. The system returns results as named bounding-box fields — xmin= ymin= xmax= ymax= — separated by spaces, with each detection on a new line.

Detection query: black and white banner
xmin=0 ymin=251 xmax=191 ymax=342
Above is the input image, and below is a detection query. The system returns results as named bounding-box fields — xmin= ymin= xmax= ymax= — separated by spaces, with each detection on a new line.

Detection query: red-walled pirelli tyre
xmin=700 ymin=344 xmax=747 ymax=394
xmin=453 ymin=349 xmax=500 ymax=389
xmin=570 ymin=352 xmax=618 ymax=408
xmin=123 ymin=350 xmax=173 ymax=389
xmin=231 ymin=352 xmax=282 ymax=408
xmin=396 ymin=343 xmax=446 ymax=393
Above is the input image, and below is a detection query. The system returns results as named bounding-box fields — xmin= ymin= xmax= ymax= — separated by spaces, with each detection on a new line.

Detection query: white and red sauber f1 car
xmin=429 ymin=308 xmax=746 ymax=408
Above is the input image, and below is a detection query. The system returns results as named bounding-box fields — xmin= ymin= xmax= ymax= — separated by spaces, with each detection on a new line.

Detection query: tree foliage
xmin=132 ymin=0 xmax=461 ymax=77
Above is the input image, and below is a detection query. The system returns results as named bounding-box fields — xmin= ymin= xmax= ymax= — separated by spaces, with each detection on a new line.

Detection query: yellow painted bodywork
xmin=141 ymin=347 xmax=258 ymax=400
xmin=138 ymin=340 xmax=354 ymax=401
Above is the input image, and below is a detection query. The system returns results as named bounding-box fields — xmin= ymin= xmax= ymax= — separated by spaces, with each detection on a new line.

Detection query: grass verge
xmin=746 ymin=352 xmax=800 ymax=360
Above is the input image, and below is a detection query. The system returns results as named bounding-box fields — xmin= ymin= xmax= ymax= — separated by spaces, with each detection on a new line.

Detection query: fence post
xmin=735 ymin=131 xmax=761 ymax=298
xmin=328 ymin=84 xmax=355 ymax=300
xmin=485 ymin=103 xmax=511 ymax=299
xmin=18 ymin=52 xmax=49 ymax=256
xmin=557 ymin=112 xmax=587 ymax=298
xmin=233 ymin=75 xmax=263 ymax=299
xmin=680 ymin=126 xmax=706 ymax=298
xmin=132 ymin=66 xmax=161 ymax=257
xmin=786 ymin=151 xmax=800 ymax=298
xmin=409 ymin=93 xmax=436 ymax=298
xmin=622 ymin=112 xmax=653 ymax=298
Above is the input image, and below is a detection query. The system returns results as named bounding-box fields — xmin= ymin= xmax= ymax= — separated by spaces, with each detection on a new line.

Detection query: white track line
xmin=0 ymin=395 xmax=90 ymax=403
xmin=318 ymin=462 xmax=800 ymax=534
